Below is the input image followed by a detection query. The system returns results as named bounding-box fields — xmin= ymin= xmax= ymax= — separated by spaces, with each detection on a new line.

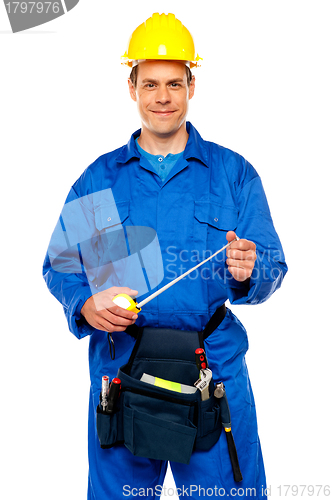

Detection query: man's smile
xmin=150 ymin=110 xmax=176 ymax=116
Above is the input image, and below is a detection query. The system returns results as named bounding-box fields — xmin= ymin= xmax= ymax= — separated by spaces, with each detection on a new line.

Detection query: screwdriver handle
xmin=195 ymin=348 xmax=208 ymax=370
xmin=107 ymin=378 xmax=121 ymax=414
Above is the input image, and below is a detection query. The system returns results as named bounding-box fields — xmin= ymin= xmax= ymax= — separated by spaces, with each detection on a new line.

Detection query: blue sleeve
xmin=42 ymin=185 xmax=95 ymax=339
xmin=226 ymin=162 xmax=288 ymax=305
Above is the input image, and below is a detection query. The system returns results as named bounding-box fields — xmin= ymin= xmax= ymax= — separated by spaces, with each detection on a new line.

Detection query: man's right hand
xmin=80 ymin=287 xmax=139 ymax=333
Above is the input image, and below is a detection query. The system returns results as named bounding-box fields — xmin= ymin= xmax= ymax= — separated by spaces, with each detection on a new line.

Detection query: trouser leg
xmin=170 ymin=428 xmax=266 ymax=500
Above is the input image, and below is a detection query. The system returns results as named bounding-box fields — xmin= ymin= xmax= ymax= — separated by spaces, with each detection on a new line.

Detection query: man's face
xmin=128 ymin=60 xmax=195 ymax=139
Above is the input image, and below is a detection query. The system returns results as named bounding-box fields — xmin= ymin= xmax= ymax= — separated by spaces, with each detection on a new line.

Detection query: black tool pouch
xmin=96 ymin=305 xmax=227 ymax=465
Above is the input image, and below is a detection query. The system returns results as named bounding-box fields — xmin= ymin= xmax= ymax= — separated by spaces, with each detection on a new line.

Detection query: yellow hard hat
xmin=121 ymin=13 xmax=202 ymax=68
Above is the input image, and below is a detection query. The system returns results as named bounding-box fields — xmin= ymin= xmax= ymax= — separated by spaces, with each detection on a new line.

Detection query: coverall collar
xmin=115 ymin=121 xmax=209 ymax=167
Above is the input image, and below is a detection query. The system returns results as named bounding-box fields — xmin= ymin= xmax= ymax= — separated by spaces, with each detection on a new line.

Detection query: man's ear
xmin=128 ymin=79 xmax=137 ymax=102
xmin=189 ymin=75 xmax=195 ymax=100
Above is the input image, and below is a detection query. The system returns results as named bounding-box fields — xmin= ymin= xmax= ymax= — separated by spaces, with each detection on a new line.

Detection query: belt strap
xmin=125 ymin=303 xmax=227 ymax=341
xmin=201 ymin=303 xmax=227 ymax=340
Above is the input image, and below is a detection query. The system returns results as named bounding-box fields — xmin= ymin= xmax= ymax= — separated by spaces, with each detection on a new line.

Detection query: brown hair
xmin=129 ymin=64 xmax=193 ymax=89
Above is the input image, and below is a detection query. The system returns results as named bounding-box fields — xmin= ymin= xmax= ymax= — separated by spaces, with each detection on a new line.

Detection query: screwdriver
xmin=100 ymin=375 xmax=110 ymax=412
xmin=112 ymin=237 xmax=239 ymax=312
xmin=214 ymin=382 xmax=243 ymax=483
xmin=107 ymin=378 xmax=121 ymax=414
xmin=195 ymin=348 xmax=208 ymax=371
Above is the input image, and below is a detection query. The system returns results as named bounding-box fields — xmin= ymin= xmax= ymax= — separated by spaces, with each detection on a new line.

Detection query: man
xmin=43 ymin=13 xmax=287 ymax=500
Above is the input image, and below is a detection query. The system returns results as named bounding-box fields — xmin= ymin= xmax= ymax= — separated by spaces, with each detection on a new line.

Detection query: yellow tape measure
xmin=112 ymin=293 xmax=141 ymax=313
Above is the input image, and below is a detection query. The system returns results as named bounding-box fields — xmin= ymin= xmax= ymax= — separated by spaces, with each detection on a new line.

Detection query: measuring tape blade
xmin=112 ymin=238 xmax=238 ymax=311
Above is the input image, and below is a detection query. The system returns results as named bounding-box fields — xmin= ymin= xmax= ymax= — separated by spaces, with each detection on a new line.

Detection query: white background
xmin=1 ymin=1 xmax=331 ymax=499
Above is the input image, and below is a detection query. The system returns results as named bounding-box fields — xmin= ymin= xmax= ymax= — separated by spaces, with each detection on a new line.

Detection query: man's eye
xmin=170 ymin=83 xmax=180 ymax=88
xmin=145 ymin=84 xmax=156 ymax=88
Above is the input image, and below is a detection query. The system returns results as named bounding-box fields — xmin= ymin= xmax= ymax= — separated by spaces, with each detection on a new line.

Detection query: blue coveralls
xmin=43 ymin=122 xmax=287 ymax=499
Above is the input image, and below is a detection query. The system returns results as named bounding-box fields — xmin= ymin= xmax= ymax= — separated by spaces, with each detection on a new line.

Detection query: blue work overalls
xmin=43 ymin=122 xmax=287 ymax=499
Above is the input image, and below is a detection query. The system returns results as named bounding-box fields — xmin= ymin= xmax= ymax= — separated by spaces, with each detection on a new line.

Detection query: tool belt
xmin=96 ymin=304 xmax=242 ymax=478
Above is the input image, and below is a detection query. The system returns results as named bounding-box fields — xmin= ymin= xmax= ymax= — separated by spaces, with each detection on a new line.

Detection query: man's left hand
xmin=226 ymin=231 xmax=257 ymax=282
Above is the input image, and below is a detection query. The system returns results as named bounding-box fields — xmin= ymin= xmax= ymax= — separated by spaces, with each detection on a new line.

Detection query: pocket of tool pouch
xmin=96 ymin=406 xmax=121 ymax=449
xmin=122 ymin=388 xmax=197 ymax=464
xmin=196 ymin=393 xmax=222 ymax=450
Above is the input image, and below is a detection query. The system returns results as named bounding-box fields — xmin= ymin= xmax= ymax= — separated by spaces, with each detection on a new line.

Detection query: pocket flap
xmin=194 ymin=201 xmax=238 ymax=230
xmin=95 ymin=201 xmax=129 ymax=231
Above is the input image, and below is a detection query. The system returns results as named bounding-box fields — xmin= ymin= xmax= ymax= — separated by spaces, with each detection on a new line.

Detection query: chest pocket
xmin=194 ymin=201 xmax=238 ymax=257
xmin=194 ymin=201 xmax=238 ymax=231
xmin=92 ymin=201 xmax=130 ymax=284
xmin=95 ymin=200 xmax=129 ymax=232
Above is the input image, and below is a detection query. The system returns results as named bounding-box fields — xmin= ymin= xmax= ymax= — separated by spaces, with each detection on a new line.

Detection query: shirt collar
xmin=115 ymin=122 xmax=209 ymax=167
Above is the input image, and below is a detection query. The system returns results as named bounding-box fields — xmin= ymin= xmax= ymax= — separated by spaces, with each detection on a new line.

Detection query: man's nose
xmin=155 ymin=86 xmax=171 ymax=104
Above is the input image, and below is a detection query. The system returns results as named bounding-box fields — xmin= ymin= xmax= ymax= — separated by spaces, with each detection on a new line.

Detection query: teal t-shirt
xmin=135 ymin=138 xmax=184 ymax=182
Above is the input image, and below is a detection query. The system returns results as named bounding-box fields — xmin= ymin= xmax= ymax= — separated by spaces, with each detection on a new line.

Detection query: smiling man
xmin=43 ymin=12 xmax=287 ymax=500
xmin=128 ymin=60 xmax=195 ymax=152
